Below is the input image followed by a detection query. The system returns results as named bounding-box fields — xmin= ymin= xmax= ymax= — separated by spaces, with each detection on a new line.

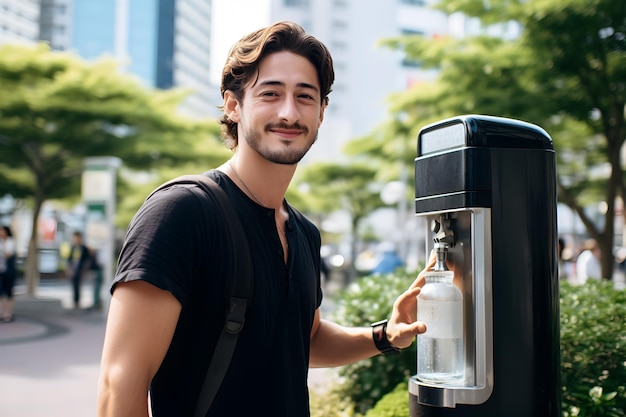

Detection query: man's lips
xmin=268 ymin=126 xmax=306 ymax=138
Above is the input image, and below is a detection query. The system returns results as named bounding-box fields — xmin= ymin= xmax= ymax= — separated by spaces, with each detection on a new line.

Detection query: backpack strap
xmin=147 ymin=174 xmax=253 ymax=417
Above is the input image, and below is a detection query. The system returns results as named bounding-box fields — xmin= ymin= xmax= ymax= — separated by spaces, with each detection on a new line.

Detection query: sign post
xmin=82 ymin=157 xmax=121 ymax=311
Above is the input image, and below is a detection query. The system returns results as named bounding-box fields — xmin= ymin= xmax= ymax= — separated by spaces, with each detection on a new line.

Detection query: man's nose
xmin=277 ymin=96 xmax=300 ymax=123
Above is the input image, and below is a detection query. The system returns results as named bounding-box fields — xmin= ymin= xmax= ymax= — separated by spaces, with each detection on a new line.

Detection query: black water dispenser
xmin=409 ymin=115 xmax=560 ymax=417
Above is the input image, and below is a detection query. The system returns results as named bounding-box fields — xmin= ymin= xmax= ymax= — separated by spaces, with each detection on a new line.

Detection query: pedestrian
xmin=576 ymin=238 xmax=602 ymax=284
xmin=0 ymin=225 xmax=17 ymax=323
xmin=65 ymin=231 xmax=90 ymax=310
xmin=88 ymin=247 xmax=104 ymax=311
xmin=97 ymin=21 xmax=430 ymax=417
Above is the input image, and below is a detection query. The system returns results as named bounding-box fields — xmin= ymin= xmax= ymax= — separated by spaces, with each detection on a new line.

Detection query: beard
xmin=242 ymin=122 xmax=318 ymax=165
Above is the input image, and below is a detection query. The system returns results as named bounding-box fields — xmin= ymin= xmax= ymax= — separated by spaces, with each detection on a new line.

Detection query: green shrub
xmin=309 ymin=387 xmax=361 ymax=417
xmin=364 ymin=381 xmax=409 ymax=417
xmin=330 ymin=272 xmax=626 ymax=417
xmin=560 ymin=280 xmax=626 ymax=416
xmin=331 ymin=268 xmax=419 ymax=413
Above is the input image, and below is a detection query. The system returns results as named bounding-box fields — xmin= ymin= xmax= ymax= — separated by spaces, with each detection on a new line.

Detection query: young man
xmin=97 ymin=21 xmax=428 ymax=417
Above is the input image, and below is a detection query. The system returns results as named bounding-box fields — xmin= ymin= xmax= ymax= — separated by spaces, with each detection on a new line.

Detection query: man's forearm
xmin=97 ymin=375 xmax=150 ymax=417
xmin=309 ymin=319 xmax=378 ymax=368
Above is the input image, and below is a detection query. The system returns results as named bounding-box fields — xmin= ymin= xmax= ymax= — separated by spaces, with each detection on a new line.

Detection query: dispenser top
xmin=417 ymin=114 xmax=553 ymax=157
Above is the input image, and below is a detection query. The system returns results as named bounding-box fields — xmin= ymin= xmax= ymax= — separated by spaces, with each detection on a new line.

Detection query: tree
xmin=295 ymin=162 xmax=390 ymax=282
xmin=0 ymin=43 xmax=224 ymax=295
xmin=356 ymin=0 xmax=625 ymax=279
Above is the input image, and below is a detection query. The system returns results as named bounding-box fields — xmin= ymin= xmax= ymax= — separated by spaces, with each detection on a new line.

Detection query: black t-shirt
xmin=112 ymin=170 xmax=323 ymax=417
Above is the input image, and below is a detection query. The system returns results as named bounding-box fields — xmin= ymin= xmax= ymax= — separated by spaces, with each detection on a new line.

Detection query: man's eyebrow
xmin=257 ymin=80 xmax=319 ymax=92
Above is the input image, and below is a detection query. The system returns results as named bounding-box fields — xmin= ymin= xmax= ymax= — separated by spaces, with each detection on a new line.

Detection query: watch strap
xmin=371 ymin=319 xmax=401 ymax=355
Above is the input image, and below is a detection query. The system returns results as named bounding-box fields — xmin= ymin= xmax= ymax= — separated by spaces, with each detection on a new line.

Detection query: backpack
xmin=146 ymin=173 xmax=253 ymax=417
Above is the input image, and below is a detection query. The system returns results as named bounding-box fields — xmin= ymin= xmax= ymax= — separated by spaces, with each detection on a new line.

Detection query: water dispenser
xmin=409 ymin=115 xmax=560 ymax=417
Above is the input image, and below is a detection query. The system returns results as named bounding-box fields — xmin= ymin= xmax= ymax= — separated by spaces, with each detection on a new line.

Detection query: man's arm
xmin=309 ymin=253 xmax=435 ymax=368
xmin=309 ymin=275 xmax=428 ymax=368
xmin=97 ymin=280 xmax=181 ymax=417
xmin=309 ymin=313 xmax=377 ymax=368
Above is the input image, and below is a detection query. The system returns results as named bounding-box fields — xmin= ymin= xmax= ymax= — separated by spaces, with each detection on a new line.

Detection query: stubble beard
xmin=242 ymin=125 xmax=318 ymax=165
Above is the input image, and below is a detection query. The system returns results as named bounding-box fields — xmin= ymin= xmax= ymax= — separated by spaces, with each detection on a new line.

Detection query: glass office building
xmin=0 ymin=0 xmax=41 ymax=44
xmin=67 ymin=0 xmax=212 ymax=117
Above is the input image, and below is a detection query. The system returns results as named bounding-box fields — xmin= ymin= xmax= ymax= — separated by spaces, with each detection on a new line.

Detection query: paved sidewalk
xmin=0 ymin=280 xmax=106 ymax=417
xmin=0 ymin=280 xmax=338 ymax=417
xmin=2 ymin=271 xmax=623 ymax=417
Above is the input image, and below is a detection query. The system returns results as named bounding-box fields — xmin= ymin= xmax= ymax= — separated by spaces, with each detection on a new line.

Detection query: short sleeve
xmin=112 ymin=184 xmax=219 ymax=306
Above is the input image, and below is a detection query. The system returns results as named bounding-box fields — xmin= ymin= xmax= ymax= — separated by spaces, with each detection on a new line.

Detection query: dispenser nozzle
xmin=434 ymin=242 xmax=449 ymax=271
xmin=431 ymin=215 xmax=456 ymax=246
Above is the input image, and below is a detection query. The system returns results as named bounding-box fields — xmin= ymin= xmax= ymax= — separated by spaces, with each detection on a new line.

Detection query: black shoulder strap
xmin=148 ymin=174 xmax=253 ymax=417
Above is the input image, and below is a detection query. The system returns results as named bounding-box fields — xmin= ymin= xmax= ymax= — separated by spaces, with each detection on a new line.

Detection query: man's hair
xmin=219 ymin=21 xmax=335 ymax=149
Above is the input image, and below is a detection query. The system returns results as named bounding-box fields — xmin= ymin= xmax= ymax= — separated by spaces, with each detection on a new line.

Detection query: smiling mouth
xmin=267 ymin=124 xmax=307 ymax=138
xmin=271 ymin=128 xmax=303 ymax=136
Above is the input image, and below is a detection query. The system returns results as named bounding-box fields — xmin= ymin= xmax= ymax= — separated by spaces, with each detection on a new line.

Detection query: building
xmin=0 ymin=0 xmax=41 ymax=45
xmin=38 ymin=0 xmax=72 ymax=50
xmin=4 ymin=0 xmax=457 ymax=150
xmin=37 ymin=0 xmax=213 ymax=118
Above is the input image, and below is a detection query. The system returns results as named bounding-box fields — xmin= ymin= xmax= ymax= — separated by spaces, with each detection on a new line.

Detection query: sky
xmin=209 ymin=0 xmax=270 ymax=84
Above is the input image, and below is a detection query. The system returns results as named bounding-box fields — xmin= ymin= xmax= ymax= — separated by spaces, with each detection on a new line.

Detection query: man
xmin=97 ymin=21 xmax=429 ymax=417
xmin=66 ymin=231 xmax=90 ymax=310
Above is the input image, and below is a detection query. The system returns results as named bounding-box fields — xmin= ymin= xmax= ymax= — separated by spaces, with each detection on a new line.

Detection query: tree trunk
xmin=24 ymin=195 xmax=43 ymax=296
xmin=598 ymin=236 xmax=615 ymax=280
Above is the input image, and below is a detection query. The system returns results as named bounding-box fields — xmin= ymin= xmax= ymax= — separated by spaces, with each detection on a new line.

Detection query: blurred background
xmin=1 ymin=0 xmax=624 ymax=293
xmin=1 ymin=1 xmax=624 ymax=416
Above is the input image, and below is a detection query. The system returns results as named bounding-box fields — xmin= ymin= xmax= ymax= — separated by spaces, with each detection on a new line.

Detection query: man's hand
xmin=386 ymin=250 xmax=437 ymax=349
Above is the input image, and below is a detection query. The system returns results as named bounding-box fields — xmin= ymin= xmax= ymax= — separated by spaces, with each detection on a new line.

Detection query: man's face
xmin=226 ymin=51 xmax=326 ymax=165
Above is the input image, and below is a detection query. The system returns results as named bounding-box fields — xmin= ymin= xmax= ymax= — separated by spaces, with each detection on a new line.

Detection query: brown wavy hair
xmin=219 ymin=21 xmax=334 ymax=150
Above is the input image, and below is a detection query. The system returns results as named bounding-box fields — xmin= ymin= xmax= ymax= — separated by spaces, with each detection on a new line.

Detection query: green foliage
xmin=0 ymin=42 xmax=224 ymax=292
xmin=328 ymin=274 xmax=626 ymax=417
xmin=309 ymin=387 xmax=360 ymax=417
xmin=362 ymin=0 xmax=626 ymax=280
xmin=0 ymin=42 xmax=224 ymax=196
xmin=331 ymin=268 xmax=419 ymax=413
xmin=560 ymin=280 xmax=626 ymax=416
xmin=296 ymin=162 xmax=387 ymax=214
xmin=296 ymin=162 xmax=392 ymax=278
xmin=364 ymin=381 xmax=409 ymax=417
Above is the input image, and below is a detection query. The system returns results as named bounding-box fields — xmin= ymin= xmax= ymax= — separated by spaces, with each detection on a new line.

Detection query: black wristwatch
xmin=371 ymin=319 xmax=401 ymax=355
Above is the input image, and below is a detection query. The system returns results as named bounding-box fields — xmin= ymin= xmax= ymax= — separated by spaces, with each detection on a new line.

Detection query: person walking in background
xmin=88 ymin=247 xmax=104 ymax=311
xmin=0 ymin=225 xmax=17 ymax=323
xmin=66 ymin=231 xmax=90 ymax=310
xmin=97 ymin=21 xmax=430 ymax=417
xmin=576 ymin=238 xmax=602 ymax=284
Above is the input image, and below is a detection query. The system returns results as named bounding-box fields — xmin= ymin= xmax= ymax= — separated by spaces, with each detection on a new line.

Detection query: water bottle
xmin=417 ymin=243 xmax=464 ymax=384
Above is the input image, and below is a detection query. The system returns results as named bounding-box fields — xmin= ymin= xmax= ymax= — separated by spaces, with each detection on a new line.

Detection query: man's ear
xmin=223 ymin=90 xmax=241 ymax=123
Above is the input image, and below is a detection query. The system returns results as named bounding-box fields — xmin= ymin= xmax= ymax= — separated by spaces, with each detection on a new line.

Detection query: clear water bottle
xmin=417 ymin=243 xmax=464 ymax=384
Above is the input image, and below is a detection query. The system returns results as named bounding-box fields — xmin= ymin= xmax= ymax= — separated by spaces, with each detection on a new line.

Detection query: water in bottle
xmin=417 ymin=244 xmax=464 ymax=384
